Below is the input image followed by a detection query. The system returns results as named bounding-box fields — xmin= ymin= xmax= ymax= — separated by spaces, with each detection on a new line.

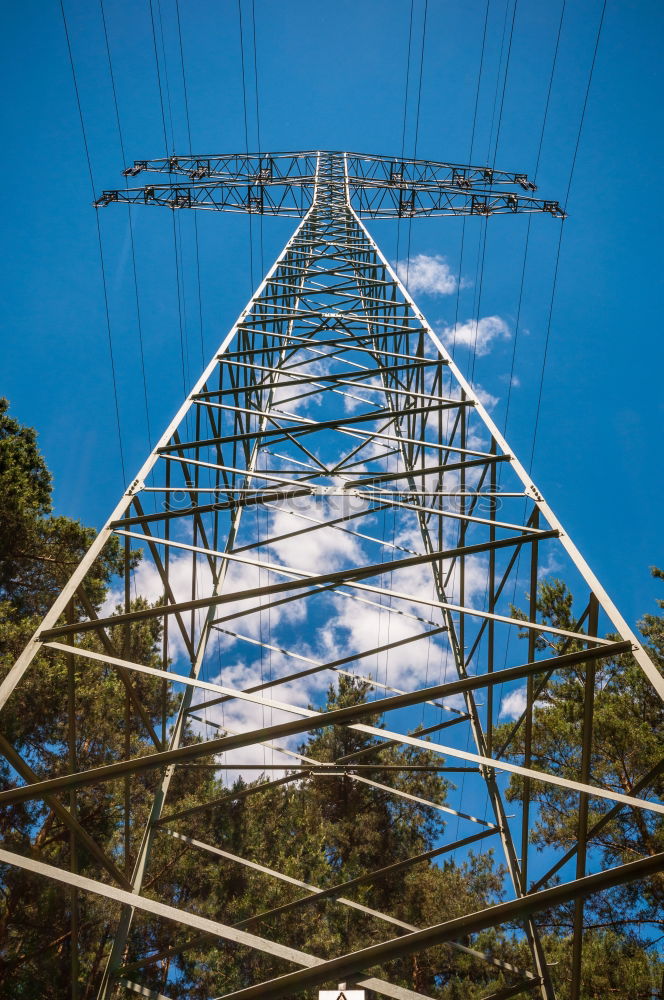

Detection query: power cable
xmin=489 ymin=0 xmax=557 ymax=707
xmin=237 ymin=0 xmax=250 ymax=157
xmin=148 ymin=0 xmax=189 ymax=399
xmin=452 ymin=0 xmax=491 ymax=361
xmin=174 ymin=0 xmax=192 ymax=150
xmin=148 ymin=0 xmax=170 ymax=154
xmin=59 ymin=0 xmax=126 ymax=486
xmin=381 ymin=0 xmax=417 ymax=701
xmin=172 ymin=214 xmax=189 ymax=396
xmin=468 ymin=219 xmax=489 ymax=384
xmin=450 ymin=5 xmax=495 ymax=793
xmin=459 ymin=0 xmax=518 ymax=830
xmin=251 ymin=0 xmax=264 ymax=274
xmin=156 ymin=0 xmax=176 ymax=152
xmin=469 ymin=0 xmax=516 ymax=384
xmin=174 ymin=0 xmax=206 ymax=366
xmin=484 ymin=0 xmax=512 ymax=166
xmin=530 ymin=0 xmax=607 ymax=473
xmin=503 ymin=0 xmax=566 ymax=437
xmin=491 ymin=0 xmax=518 ymax=167
xmin=502 ymin=218 xmax=531 ymax=436
xmin=395 ymin=0 xmax=415 ymax=270
xmin=99 ymin=0 xmax=153 ymax=450
xmin=250 ymin=0 xmax=270 ymax=705
xmin=190 ymin=223 xmax=205 ymax=368
xmin=472 ymin=0 xmax=517 ymax=379
xmin=405 ymin=0 xmax=428 ymax=289
xmin=469 ymin=0 xmax=491 ymax=164
xmin=399 ymin=0 xmax=415 ymax=164
xmin=156 ymin=1 xmax=192 ymax=392
xmin=533 ymin=0 xmax=567 ymax=181
xmin=237 ymin=0 xmax=255 ymax=293
xmin=492 ymin=0 xmax=603 ymax=788
xmin=412 ymin=0 xmax=428 ymax=162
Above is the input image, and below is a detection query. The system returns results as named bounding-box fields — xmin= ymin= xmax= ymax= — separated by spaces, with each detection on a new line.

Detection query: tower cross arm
xmin=124 ymin=150 xmax=537 ymax=188
xmin=119 ymin=150 xmax=318 ymax=182
xmin=94 ymin=178 xmax=312 ymax=216
xmin=94 ymin=150 xmax=567 ymax=219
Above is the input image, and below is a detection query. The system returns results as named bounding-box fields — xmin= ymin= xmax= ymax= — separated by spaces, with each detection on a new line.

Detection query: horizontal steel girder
xmin=4 ymin=150 xmax=663 ymax=1000
xmin=1 ymin=846 xmax=659 ymax=1000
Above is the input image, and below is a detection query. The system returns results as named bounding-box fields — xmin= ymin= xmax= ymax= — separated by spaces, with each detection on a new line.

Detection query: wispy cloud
xmin=195 ymin=643 xmax=322 ymax=781
xmin=500 ymin=685 xmax=550 ymax=720
xmin=394 ymin=254 xmax=458 ymax=296
xmin=500 ymin=687 xmax=527 ymax=720
xmin=472 ymin=384 xmax=499 ymax=411
xmin=439 ymin=315 xmax=510 ymax=357
xmin=266 ymin=497 xmax=365 ymax=573
xmin=536 ymin=545 xmax=563 ymax=581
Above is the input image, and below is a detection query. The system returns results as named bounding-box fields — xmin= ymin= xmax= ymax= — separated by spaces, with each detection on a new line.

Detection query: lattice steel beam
xmin=2 ymin=150 xmax=661 ymax=1000
xmin=95 ymin=149 xmax=566 ymax=218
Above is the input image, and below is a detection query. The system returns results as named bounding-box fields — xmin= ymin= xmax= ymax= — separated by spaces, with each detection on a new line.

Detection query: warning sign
xmin=319 ymin=992 xmax=366 ymax=1000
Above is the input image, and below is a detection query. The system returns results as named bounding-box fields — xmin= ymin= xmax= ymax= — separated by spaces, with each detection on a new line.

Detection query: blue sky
xmin=2 ymin=0 xmax=664 ymax=630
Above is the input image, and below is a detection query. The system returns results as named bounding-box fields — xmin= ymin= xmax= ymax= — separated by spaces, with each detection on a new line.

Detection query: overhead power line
xmin=237 ymin=0 xmax=255 ymax=293
xmin=405 ymin=0 xmax=428 ymax=289
xmin=452 ymin=0 xmax=491 ymax=360
xmin=530 ymin=0 xmax=608 ymax=472
xmin=17 ymin=147 xmax=657 ymax=999
xmin=251 ymin=0 xmax=264 ymax=272
xmin=99 ymin=0 xmax=153 ymax=450
xmin=59 ymin=0 xmax=126 ymax=486
xmin=175 ymin=0 xmax=206 ymax=366
xmin=503 ymin=0 xmax=567 ymax=437
xmin=148 ymin=0 xmax=189 ymax=398
xmin=395 ymin=0 xmax=415 ymax=268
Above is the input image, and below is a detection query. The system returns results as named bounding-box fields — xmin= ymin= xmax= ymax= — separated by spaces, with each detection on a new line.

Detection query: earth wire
xmin=99 ymin=0 xmax=153 ymax=449
xmin=59 ymin=0 xmax=126 ymax=486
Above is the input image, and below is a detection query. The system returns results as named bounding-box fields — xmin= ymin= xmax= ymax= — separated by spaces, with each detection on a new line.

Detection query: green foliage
xmin=0 ymin=401 xmax=193 ymax=996
xmin=0 ymin=400 xmax=661 ymax=998
xmin=500 ymin=930 xmax=662 ymax=999
xmin=0 ymin=399 xmax=51 ymax=562
xmin=498 ymin=573 xmax=664 ymax=989
xmin=0 ymin=398 xmax=125 ymax=618
xmin=130 ymin=678 xmax=512 ymax=1000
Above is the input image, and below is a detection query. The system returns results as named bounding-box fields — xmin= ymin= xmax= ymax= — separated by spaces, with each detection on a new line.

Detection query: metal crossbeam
xmin=2 ymin=150 xmax=661 ymax=1000
xmin=96 ymin=150 xmax=565 ymax=218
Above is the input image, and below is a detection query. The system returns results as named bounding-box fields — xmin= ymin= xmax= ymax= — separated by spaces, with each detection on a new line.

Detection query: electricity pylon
xmin=2 ymin=150 xmax=662 ymax=1000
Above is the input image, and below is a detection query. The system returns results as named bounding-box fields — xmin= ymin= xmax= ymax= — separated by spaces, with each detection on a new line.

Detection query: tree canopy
xmin=0 ymin=399 xmax=662 ymax=999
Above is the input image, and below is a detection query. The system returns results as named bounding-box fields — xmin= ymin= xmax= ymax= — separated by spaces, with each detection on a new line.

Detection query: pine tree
xmin=495 ymin=575 xmax=664 ymax=997
xmin=0 ymin=400 xmax=217 ymax=996
xmin=2 ymin=399 xmax=661 ymax=998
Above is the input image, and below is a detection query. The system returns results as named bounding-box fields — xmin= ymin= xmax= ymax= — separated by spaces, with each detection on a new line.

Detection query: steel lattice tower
xmin=2 ymin=150 xmax=663 ymax=1000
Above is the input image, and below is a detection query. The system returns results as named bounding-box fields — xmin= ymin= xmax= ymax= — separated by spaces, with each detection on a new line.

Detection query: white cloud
xmin=536 ymin=546 xmax=564 ymax=581
xmin=321 ymin=593 xmax=452 ymax=692
xmin=100 ymin=451 xmax=501 ymax=781
xmin=271 ymin=357 xmax=332 ymax=413
xmin=102 ymin=548 xmax=215 ymax=662
xmin=194 ymin=647 xmax=321 ymax=782
xmin=439 ymin=315 xmax=510 ymax=357
xmin=394 ymin=254 xmax=457 ymax=296
xmin=265 ymin=497 xmax=366 ymax=574
xmin=309 ymin=520 xmax=490 ymax=694
xmin=342 ymin=374 xmax=383 ymax=414
xmin=472 ymin=385 xmax=499 ymax=411
xmin=500 ymin=685 xmax=550 ymax=720
xmin=500 ymin=687 xmax=527 ymax=720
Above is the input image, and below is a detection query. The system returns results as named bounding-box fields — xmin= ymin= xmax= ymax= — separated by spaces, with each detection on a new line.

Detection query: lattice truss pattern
xmin=1 ymin=152 xmax=663 ymax=1000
